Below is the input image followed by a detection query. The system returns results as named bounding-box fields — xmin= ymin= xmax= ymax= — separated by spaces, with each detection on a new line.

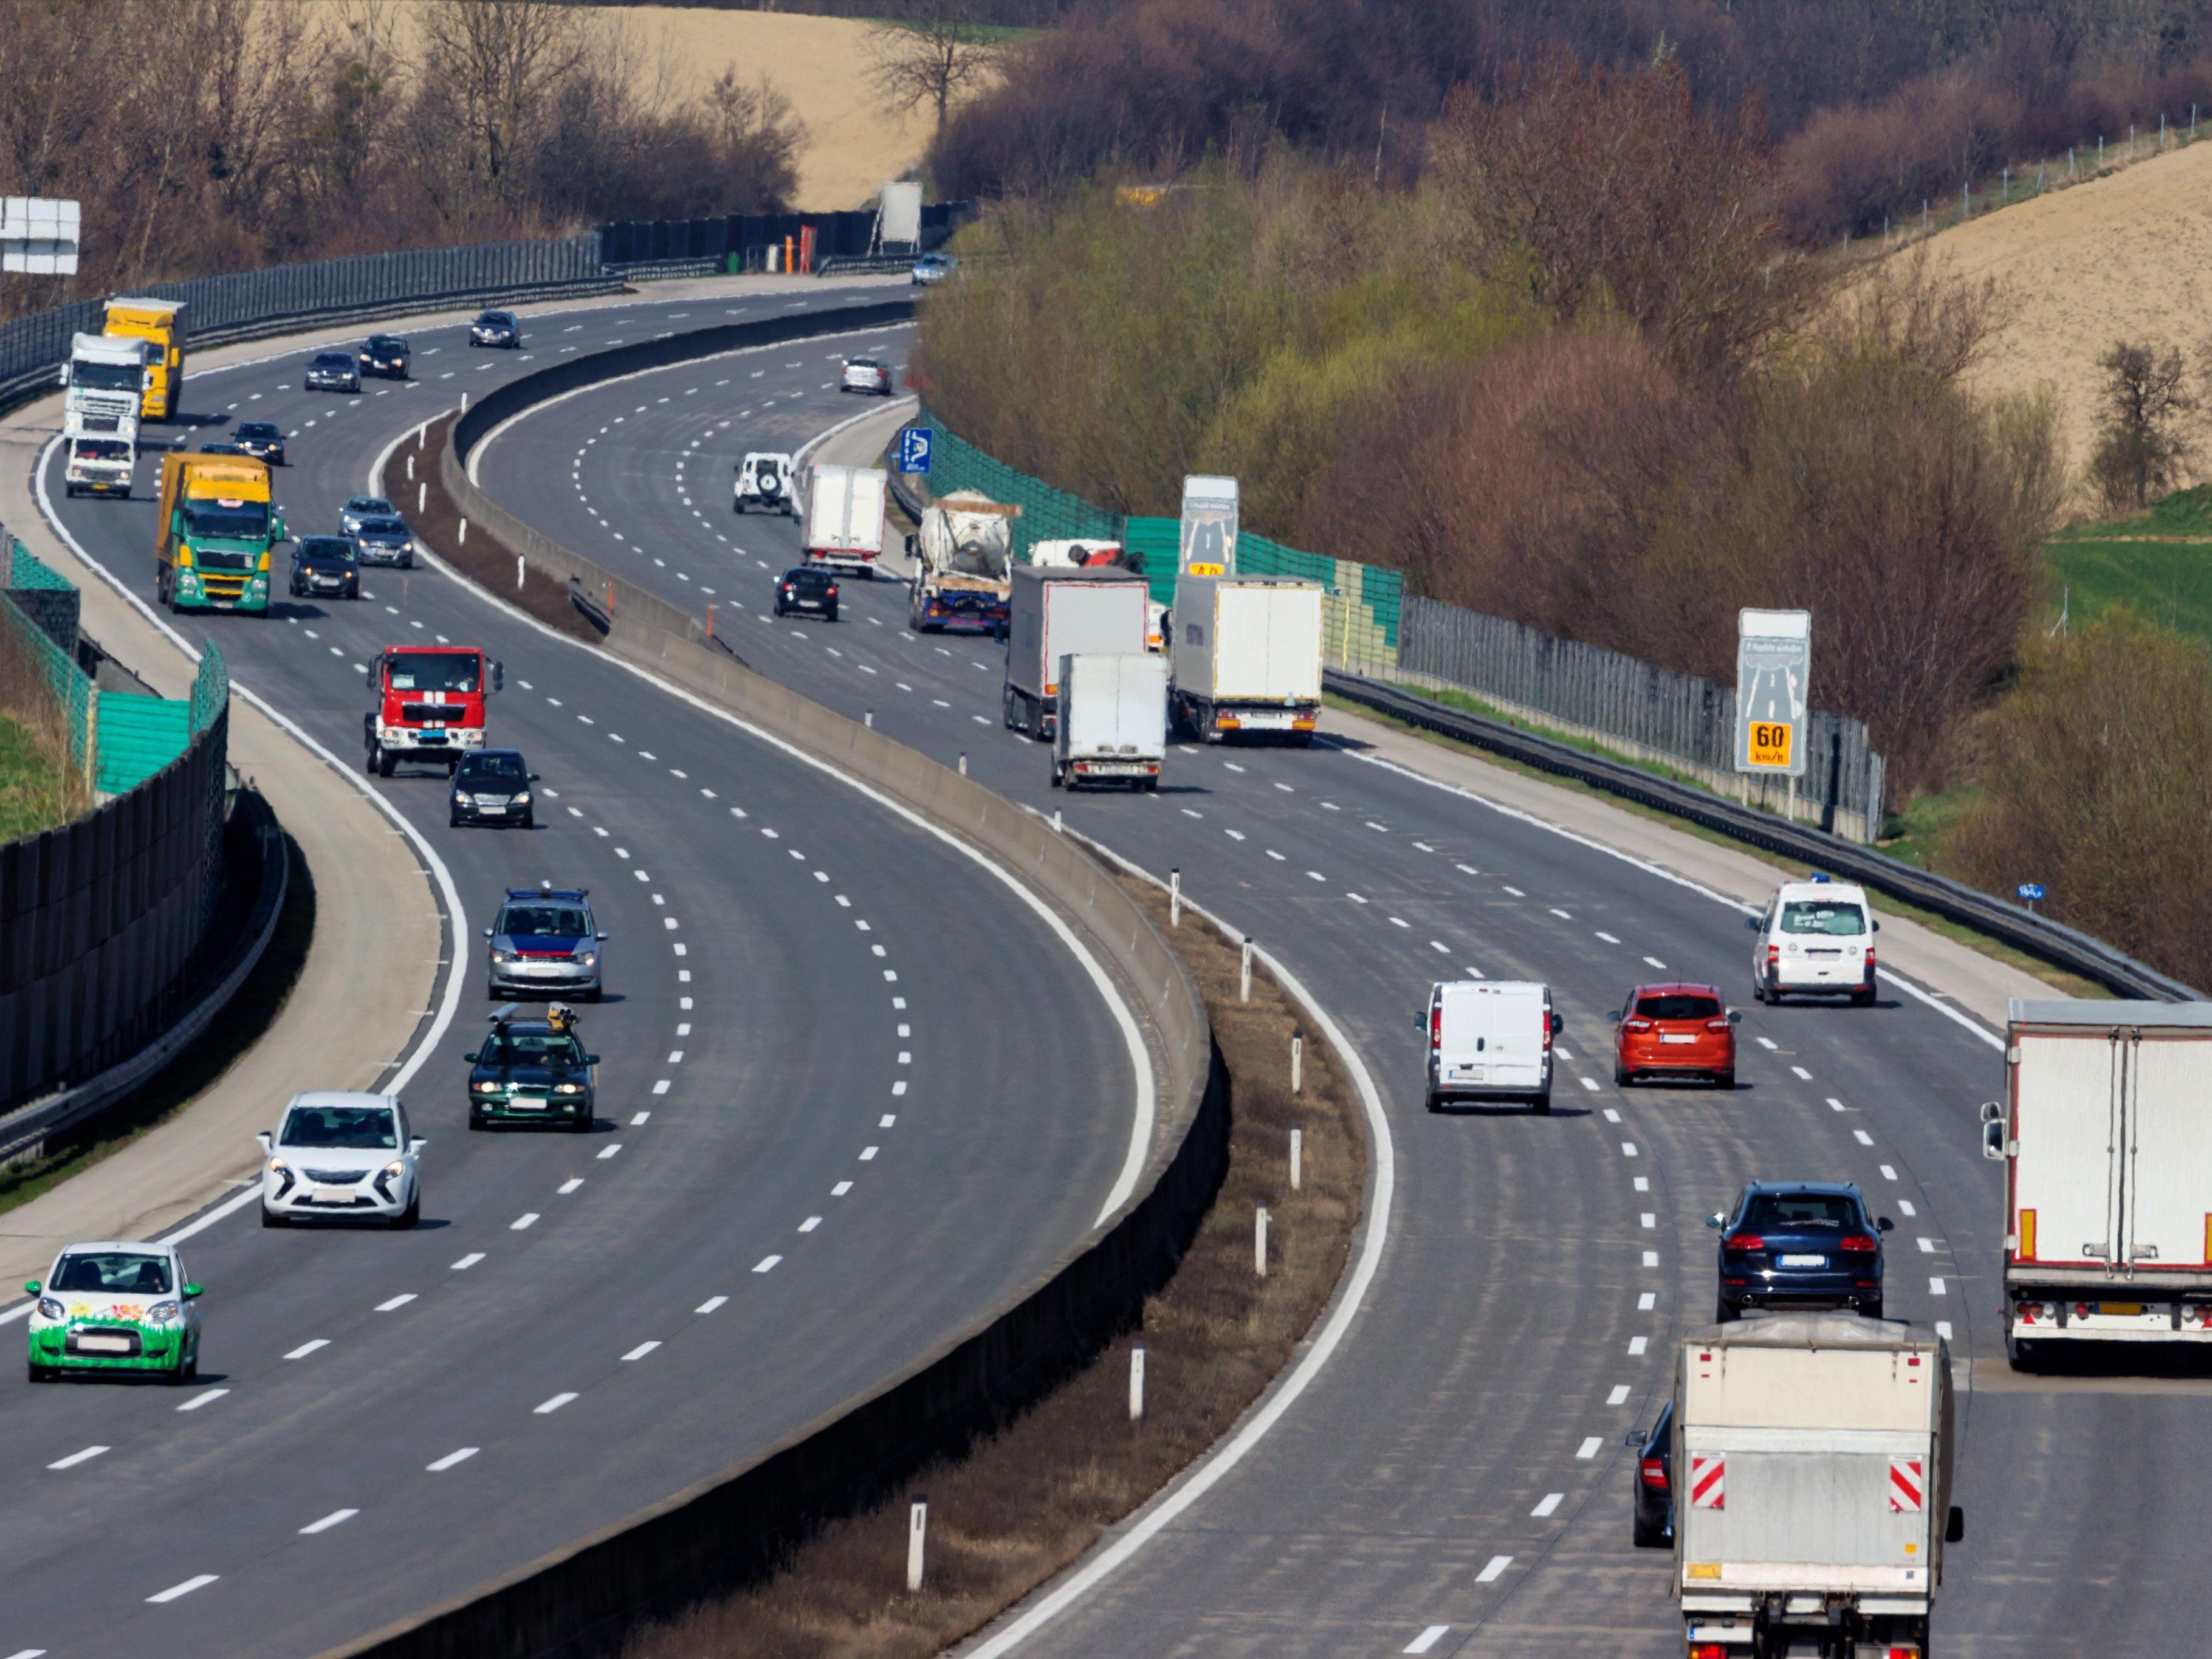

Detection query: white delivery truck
xmin=1983 ymin=999 xmax=2212 ymax=1365
xmin=1169 ymin=573 xmax=1323 ymax=743
xmin=1053 ymin=652 xmax=1167 ymax=791
xmin=1002 ymin=565 xmax=1150 ymax=741
xmin=1420 ymin=980 xmax=1560 ymax=1112
xmin=61 ymin=413 xmax=137 ymax=498
xmin=802 ymin=464 xmax=887 ymax=575
xmin=1673 ymin=1314 xmax=1960 ymax=1659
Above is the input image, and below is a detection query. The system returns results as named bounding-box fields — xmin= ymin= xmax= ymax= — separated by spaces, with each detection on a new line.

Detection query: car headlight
xmin=491 ymin=949 xmax=517 ymax=964
xmin=267 ymin=1156 xmax=288 ymax=1173
xmin=475 ymin=1080 xmax=503 ymax=1093
xmin=147 ymin=1301 xmax=180 ymax=1325
xmin=554 ymin=1083 xmax=582 ymax=1094
xmin=383 ymin=1160 xmax=406 ymax=1176
xmin=36 ymin=1297 xmax=64 ymax=1320
xmin=512 ymin=791 xmax=530 ymax=805
xmin=574 ymin=950 xmax=596 ymax=967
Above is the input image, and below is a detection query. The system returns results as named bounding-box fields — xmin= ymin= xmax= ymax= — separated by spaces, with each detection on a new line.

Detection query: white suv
xmin=259 ymin=1093 xmax=424 ymax=1228
xmin=1748 ymin=879 xmax=1878 ymax=1006
xmin=840 ymin=357 xmax=893 ymax=396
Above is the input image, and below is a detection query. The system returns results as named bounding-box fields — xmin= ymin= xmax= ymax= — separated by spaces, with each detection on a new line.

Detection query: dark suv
xmin=360 ymin=334 xmax=410 ymax=379
xmin=1629 ymin=1398 xmax=1674 ymax=1548
xmin=449 ymin=749 xmax=536 ymax=828
xmin=470 ymin=310 xmax=520 ymax=349
xmin=233 ymin=421 xmax=287 ymax=465
xmin=1710 ymin=1181 xmax=1891 ymax=1322
xmin=774 ymin=566 xmax=839 ymax=621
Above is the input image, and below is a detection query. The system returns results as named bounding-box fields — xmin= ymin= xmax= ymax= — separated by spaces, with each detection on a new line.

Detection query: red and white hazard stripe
xmin=1689 ymin=1454 xmax=1725 ymax=1510
xmin=1888 ymin=1457 xmax=1924 ymax=1512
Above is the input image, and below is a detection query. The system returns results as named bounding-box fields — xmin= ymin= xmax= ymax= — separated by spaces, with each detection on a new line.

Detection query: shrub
xmin=2089 ymin=341 xmax=2196 ymax=514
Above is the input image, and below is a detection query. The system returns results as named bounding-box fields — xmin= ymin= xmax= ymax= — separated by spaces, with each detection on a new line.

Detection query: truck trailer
xmin=1052 ymin=651 xmax=1166 ymax=790
xmin=1985 ymin=999 xmax=2212 ymax=1364
xmin=802 ymin=464 xmax=887 ymax=577
xmin=1002 ymin=565 xmax=1150 ymax=741
xmin=103 ymin=298 xmax=186 ymax=421
xmin=1169 ymin=573 xmax=1322 ymax=743
xmin=908 ymin=491 xmax=1013 ymax=636
xmin=154 ymin=451 xmax=281 ymax=613
xmin=1672 ymin=1314 xmax=1960 ymax=1658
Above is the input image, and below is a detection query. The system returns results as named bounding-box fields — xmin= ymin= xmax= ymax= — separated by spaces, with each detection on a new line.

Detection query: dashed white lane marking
xmin=799 ymin=1216 xmax=823 ymax=1232
xmin=427 ymin=1448 xmax=479 ymax=1471
xmin=1628 ymin=1336 xmax=1648 ymax=1356
xmin=1633 ymin=1176 xmax=1647 ymax=1191
xmin=652 ymin=1080 xmax=670 ymax=1095
xmin=452 ymin=1253 xmax=484 ymax=1270
xmin=511 ymin=1213 xmax=540 ymax=1230
xmin=1531 ymin=1492 xmax=1564 ymax=1518
xmin=558 ymin=1178 xmax=584 ymax=1194
xmin=47 ymin=1445 xmax=109 ymax=1469
xmin=1595 ymin=930 xmax=1620 ymax=944
xmin=1608 ymin=1384 xmax=1631 ymax=1406
xmin=146 ymin=1574 xmax=220 ymax=1602
xmin=1917 ymin=1237 xmax=1937 ymax=1254
xmin=1790 ymin=1065 xmax=1813 ymax=1080
xmin=1827 ymin=1097 xmax=1847 ymax=1112
xmin=622 ymin=1342 xmax=661 ymax=1361
xmin=300 ymin=1508 xmax=359 ymax=1534
xmin=535 ymin=1393 xmax=577 ymax=1413
xmin=696 ymin=1296 xmax=727 ymax=1314
xmin=1580 ymin=1076 xmax=1601 ymax=1092
xmin=1477 ymin=1554 xmax=1513 ymax=1583
xmin=1929 ymin=1277 xmax=1948 ymax=1296
xmin=1548 ymin=907 xmax=1572 ymax=920
xmin=1621 ymin=1141 xmax=1639 ymax=1157
xmin=833 ymin=1180 xmax=854 ymax=1197
xmin=1853 ymin=1129 xmax=1875 ymax=1146
xmin=285 ymin=1339 xmax=329 ymax=1360
xmin=754 ymin=1255 xmax=783 ymax=1273
xmin=1640 ymin=1214 xmax=1656 ymax=1229
xmin=631 ymin=1111 xmax=651 ymax=1126
xmin=1936 ymin=1320 xmax=1954 ymax=1339
xmin=1502 ymin=885 xmax=1524 ymax=896
xmin=1456 ymin=863 xmax=1478 ymax=874
xmin=1643 ymin=956 xmax=1668 ymax=970
xmin=1638 ymin=1291 xmax=1656 ymax=1311
xmin=1642 ymin=1251 xmax=1660 ymax=1268
xmin=1575 ymin=1437 xmax=1602 ymax=1460
xmin=598 ymin=1144 xmax=622 ymax=1159
xmin=1897 ymin=1200 xmax=1917 ymax=1217
xmin=1755 ymin=1036 xmax=1777 ymax=1050
xmin=860 ymin=1145 xmax=879 ymax=1160
xmin=375 ymin=1294 xmax=416 ymax=1311
xmin=1602 ymin=1108 xmax=1621 ymax=1123
xmin=1404 ymin=1628 xmax=1449 ymax=1655
xmin=1881 ymin=1164 xmax=1898 ymax=1180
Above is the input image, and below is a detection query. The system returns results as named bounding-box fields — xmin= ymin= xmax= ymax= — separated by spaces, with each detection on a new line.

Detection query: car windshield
xmin=785 ymin=569 xmax=829 ymax=588
xmin=237 ymin=422 xmax=278 ymax=440
xmin=280 ymin=1104 xmax=399 ymax=1149
xmin=500 ymin=905 xmax=588 ymax=938
xmin=357 ymin=517 xmax=408 ymax=537
xmin=478 ymin=313 xmax=511 ymax=326
xmin=848 ymin=359 xmax=881 ymax=370
xmin=368 ymin=337 xmax=405 ymax=352
xmin=459 ymin=754 xmax=527 ymax=785
xmin=313 ymin=353 xmax=354 ymax=368
xmin=299 ymin=538 xmax=355 ymax=563
xmin=385 ymin=651 xmax=478 ymax=692
xmin=181 ymin=497 xmax=269 ymax=539
xmin=480 ymin=1031 xmax=585 ymax=1066
xmin=52 ymin=1252 xmax=171 ymax=1294
xmin=1742 ymin=1192 xmax=1859 ymax=1231
xmin=1635 ymin=992 xmax=1720 ymax=1021
xmin=347 ymin=498 xmax=391 ymax=515
xmin=70 ymin=361 xmax=142 ymax=391
xmin=1781 ymin=901 xmax=1867 ymax=937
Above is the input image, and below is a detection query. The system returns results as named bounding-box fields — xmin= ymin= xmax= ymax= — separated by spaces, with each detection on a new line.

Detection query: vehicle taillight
xmin=1691 ymin=1646 xmax=1729 ymax=1659
xmin=1705 ymin=1017 xmax=1731 ymax=1033
xmin=1624 ymin=1018 xmax=1654 ymax=1033
xmin=1839 ymin=1234 xmax=1878 ymax=1254
xmin=1542 ymin=1017 xmax=1554 ymax=1053
xmin=827 ymin=585 xmax=839 ymax=597
xmin=1884 ymin=1648 xmax=1922 ymax=1658
xmin=1430 ymin=1005 xmax=1441 ymax=1050
xmin=1725 ymin=1234 xmax=1764 ymax=1252
xmin=1639 ymin=1455 xmax=1668 ymax=1490
xmin=1767 ymin=944 xmax=1780 ymax=967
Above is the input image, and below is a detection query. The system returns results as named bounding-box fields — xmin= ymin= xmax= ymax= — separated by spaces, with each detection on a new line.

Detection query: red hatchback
xmin=1612 ymin=983 xmax=1739 ymax=1088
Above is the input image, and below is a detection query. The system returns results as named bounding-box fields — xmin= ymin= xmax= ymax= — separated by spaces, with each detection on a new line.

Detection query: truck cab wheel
xmin=364 ymin=741 xmax=381 ymax=777
xmin=376 ymin=748 xmax=396 ymax=778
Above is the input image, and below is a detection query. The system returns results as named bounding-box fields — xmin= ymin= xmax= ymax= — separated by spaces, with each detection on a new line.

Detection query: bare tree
xmin=2090 ymin=340 xmax=2194 ymax=512
xmin=868 ymin=0 xmax=997 ymax=136
xmin=413 ymin=0 xmax=591 ymax=196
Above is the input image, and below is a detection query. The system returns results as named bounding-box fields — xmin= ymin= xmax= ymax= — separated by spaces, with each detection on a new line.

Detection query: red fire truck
xmin=363 ymin=645 xmax=503 ymax=777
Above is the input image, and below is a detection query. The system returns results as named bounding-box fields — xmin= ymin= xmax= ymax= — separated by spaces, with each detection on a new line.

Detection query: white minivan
xmin=1748 ymin=878 xmax=1879 ymax=1006
xmin=1421 ymin=980 xmax=1561 ymax=1113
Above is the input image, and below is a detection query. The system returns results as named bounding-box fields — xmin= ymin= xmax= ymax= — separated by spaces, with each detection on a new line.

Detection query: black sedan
xmin=360 ymin=334 xmax=410 ymax=379
xmin=233 ymin=420 xmax=287 ymax=465
xmin=465 ymin=1006 xmax=596 ymax=1132
xmin=352 ymin=514 xmax=416 ymax=568
xmin=448 ymin=749 xmax=535 ymax=828
xmin=288 ymin=536 xmax=360 ymax=600
xmin=1629 ymin=1398 xmax=1673 ymax=1548
xmin=470 ymin=309 xmax=521 ymax=348
xmin=1710 ymin=1181 xmax=1891 ymax=1321
xmin=774 ymin=566 xmax=839 ymax=621
xmin=304 ymin=349 xmax=360 ymax=393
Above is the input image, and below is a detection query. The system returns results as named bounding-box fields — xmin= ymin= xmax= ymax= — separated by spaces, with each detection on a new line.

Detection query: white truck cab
xmin=1421 ymin=980 xmax=1560 ymax=1113
xmin=733 ymin=452 xmax=794 ymax=516
xmin=1748 ymin=877 xmax=1878 ymax=1006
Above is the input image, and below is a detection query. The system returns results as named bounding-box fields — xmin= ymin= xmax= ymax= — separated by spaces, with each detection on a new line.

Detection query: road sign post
xmin=1179 ymin=474 xmax=1238 ymax=575
xmin=1735 ymin=611 xmax=1812 ymax=820
xmin=894 ymin=426 xmax=933 ymax=476
xmin=2016 ymin=882 xmax=2044 ymax=913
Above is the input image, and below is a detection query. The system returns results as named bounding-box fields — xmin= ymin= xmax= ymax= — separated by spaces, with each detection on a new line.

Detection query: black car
xmin=360 ymin=334 xmax=410 ymax=379
xmin=1710 ymin=1181 xmax=1891 ymax=1321
xmin=449 ymin=749 xmax=536 ymax=828
xmin=775 ymin=566 xmax=839 ymax=621
xmin=352 ymin=514 xmax=415 ymax=568
xmin=470 ymin=309 xmax=520 ymax=349
xmin=305 ymin=349 xmax=360 ymax=393
xmin=289 ymin=536 xmax=360 ymax=600
xmin=233 ymin=420 xmax=287 ymax=465
xmin=197 ymin=441 xmax=249 ymax=456
xmin=465 ymin=1005 xmax=596 ymax=1132
xmin=1629 ymin=1398 xmax=1674 ymax=1548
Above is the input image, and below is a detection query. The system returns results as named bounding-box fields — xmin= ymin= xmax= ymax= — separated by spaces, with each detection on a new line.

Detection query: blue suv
xmin=1709 ymin=1181 xmax=1891 ymax=1321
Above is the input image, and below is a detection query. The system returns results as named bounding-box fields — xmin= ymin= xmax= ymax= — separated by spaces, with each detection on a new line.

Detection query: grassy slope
xmin=2044 ymin=485 xmax=2212 ymax=642
xmin=0 ymin=714 xmax=72 ymax=842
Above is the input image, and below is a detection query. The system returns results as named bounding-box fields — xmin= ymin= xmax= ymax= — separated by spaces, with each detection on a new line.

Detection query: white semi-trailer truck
xmin=802 ymin=464 xmax=887 ymax=577
xmin=1984 ymin=999 xmax=2212 ymax=1364
xmin=1002 ymin=565 xmax=1149 ymax=741
xmin=1672 ymin=1314 xmax=1960 ymax=1659
xmin=1169 ymin=573 xmax=1323 ymax=743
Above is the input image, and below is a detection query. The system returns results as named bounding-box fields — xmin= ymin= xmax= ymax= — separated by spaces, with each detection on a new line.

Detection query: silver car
xmin=484 ymin=885 xmax=605 ymax=1001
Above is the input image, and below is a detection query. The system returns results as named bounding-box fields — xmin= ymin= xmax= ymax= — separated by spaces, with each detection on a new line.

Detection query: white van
xmin=1748 ymin=878 xmax=1878 ymax=1005
xmin=1421 ymin=981 xmax=1560 ymax=1113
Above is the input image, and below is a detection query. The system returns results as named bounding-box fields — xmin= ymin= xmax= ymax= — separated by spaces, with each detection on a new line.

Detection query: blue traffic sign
xmin=2016 ymin=883 xmax=2045 ymax=902
xmin=895 ymin=427 xmax=933 ymax=475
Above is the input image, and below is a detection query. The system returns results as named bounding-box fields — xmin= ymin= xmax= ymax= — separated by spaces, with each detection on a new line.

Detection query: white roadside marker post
xmin=907 ymin=1497 xmax=927 ymax=1592
xmin=1291 ymin=1034 xmax=1302 ymax=1094
xmin=1170 ymin=867 xmax=1181 ymax=927
xmin=1290 ymin=1128 xmax=1303 ymax=1191
xmin=417 ymin=481 xmax=427 ymax=513
xmin=1240 ymin=937 xmax=1253 ymax=1002
xmin=1255 ymin=1205 xmax=1268 ymax=1277
xmin=515 ymin=555 xmax=524 ymax=592
xmin=458 ymin=518 xmax=467 ymax=546
xmin=1129 ymin=1346 xmax=1146 ymax=1422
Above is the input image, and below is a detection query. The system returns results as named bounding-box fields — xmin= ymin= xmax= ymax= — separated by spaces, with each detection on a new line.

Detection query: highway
xmin=470 ymin=321 xmax=2212 ymax=1655
xmin=1 ymin=283 xmax=1141 ymax=1657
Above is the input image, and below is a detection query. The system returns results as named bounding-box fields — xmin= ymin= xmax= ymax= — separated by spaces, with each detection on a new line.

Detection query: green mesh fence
xmin=914 ymin=408 xmax=1122 ymax=565
xmin=1121 ymin=518 xmax=1181 ymax=606
xmin=0 ymin=588 xmax=92 ymax=774
xmin=190 ymin=641 xmax=228 ymax=733
xmin=9 ymin=540 xmax=73 ymax=592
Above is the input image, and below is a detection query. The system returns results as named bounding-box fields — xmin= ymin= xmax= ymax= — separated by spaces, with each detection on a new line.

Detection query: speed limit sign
xmin=1736 ymin=610 xmax=1809 ymax=777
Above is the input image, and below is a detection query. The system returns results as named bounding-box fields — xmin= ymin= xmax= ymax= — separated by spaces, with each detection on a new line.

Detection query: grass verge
xmin=2044 ymin=484 xmax=2212 ymax=646
xmin=622 ymin=871 xmax=1367 ymax=1657
xmin=0 ymin=711 xmax=75 ymax=841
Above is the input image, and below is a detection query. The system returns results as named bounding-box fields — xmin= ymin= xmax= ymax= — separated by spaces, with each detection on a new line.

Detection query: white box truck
xmin=1420 ymin=980 xmax=1559 ymax=1112
xmin=1053 ymin=652 xmax=1166 ymax=791
xmin=802 ymin=464 xmax=887 ymax=576
xmin=1169 ymin=573 xmax=1322 ymax=743
xmin=1983 ymin=999 xmax=2212 ymax=1365
xmin=61 ymin=332 xmax=151 ymax=431
xmin=1002 ymin=566 xmax=1149 ymax=741
xmin=1673 ymin=1314 xmax=1960 ymax=1659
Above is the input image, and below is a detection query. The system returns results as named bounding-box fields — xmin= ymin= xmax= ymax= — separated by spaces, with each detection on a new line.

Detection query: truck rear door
xmin=2014 ymin=1028 xmax=2123 ymax=1266
xmin=1437 ymin=987 xmax=1498 ymax=1083
xmin=2122 ymin=1031 xmax=2212 ymax=1270
xmin=1678 ymin=1439 xmax=1931 ymax=1585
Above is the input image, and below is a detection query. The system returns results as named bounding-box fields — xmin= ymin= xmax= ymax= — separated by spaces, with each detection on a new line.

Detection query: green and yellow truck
xmin=103 ymin=297 xmax=185 ymax=421
xmin=156 ymin=452 xmax=282 ymax=614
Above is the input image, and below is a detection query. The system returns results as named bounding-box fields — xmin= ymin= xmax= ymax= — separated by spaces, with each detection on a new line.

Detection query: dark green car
xmin=465 ymin=1006 xmax=597 ymax=1132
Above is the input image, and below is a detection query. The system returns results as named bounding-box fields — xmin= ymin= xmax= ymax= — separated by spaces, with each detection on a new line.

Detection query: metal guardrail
xmin=1327 ymin=670 xmax=2202 ymax=1003
xmin=817 ymin=255 xmax=921 ymax=277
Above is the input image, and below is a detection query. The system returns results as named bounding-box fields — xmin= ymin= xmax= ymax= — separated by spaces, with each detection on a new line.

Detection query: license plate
xmin=1240 ymin=712 xmax=1292 ymax=729
xmin=1778 ymin=1254 xmax=1827 ymax=1268
xmin=1660 ymin=1033 xmax=1697 ymax=1045
xmin=312 ymin=1184 xmax=355 ymax=1201
xmin=2098 ymin=1302 xmax=2145 ymax=1316
xmin=508 ymin=1098 xmax=546 ymax=1110
xmin=1087 ymin=761 xmax=1146 ymax=774
xmin=479 ymin=804 xmax=507 ymax=813
xmin=1453 ymin=1066 xmax=1484 ymax=1081
xmin=77 ymin=1334 xmax=131 ymax=1353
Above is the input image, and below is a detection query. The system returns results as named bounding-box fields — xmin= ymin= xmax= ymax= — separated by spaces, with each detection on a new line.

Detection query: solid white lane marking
xmin=511 ymin=1213 xmax=539 ymax=1230
xmin=146 ymin=1575 xmax=219 ymax=1603
xmin=754 ymin=1255 xmax=782 ymax=1273
xmin=376 ymin=1294 xmax=417 ymax=1310
xmin=622 ymin=1342 xmax=661 ymax=1361
xmin=1404 ymin=1628 xmax=1449 ymax=1655
xmin=300 ymin=1509 xmax=359 ymax=1534
xmin=535 ymin=1393 xmax=577 ymax=1413
xmin=427 ymin=1448 xmax=479 ymax=1471
xmin=1854 ymin=1129 xmax=1875 ymax=1146
xmin=1532 ymin=1492 xmax=1564 ymax=1517
xmin=47 ymin=1445 xmax=109 ymax=1469
xmin=696 ymin=1296 xmax=727 ymax=1314
xmin=177 ymin=1387 xmax=228 ymax=1412
xmin=452 ymin=1254 xmax=484 ymax=1271
xmin=1608 ymin=1385 xmax=1631 ymax=1406
xmin=285 ymin=1339 xmax=329 ymax=1360
xmin=1575 ymin=1437 xmax=1601 ymax=1460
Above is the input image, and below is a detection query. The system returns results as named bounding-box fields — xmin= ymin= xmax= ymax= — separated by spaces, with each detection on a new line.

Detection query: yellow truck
xmin=156 ymin=452 xmax=281 ymax=614
xmin=103 ymin=297 xmax=186 ymax=421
